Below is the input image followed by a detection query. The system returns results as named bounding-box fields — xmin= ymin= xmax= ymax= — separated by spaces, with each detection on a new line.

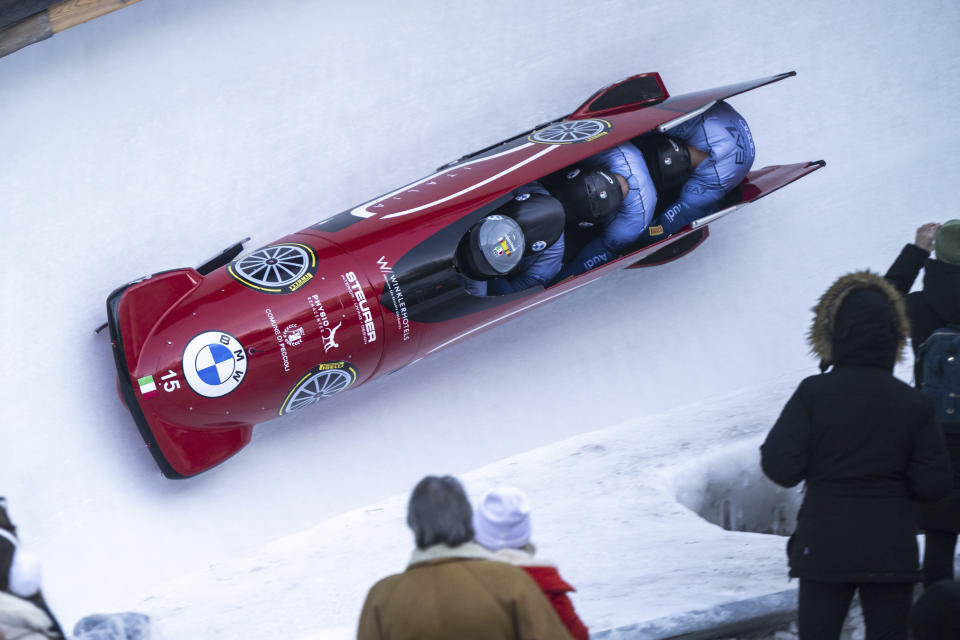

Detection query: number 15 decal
xmin=161 ymin=369 xmax=180 ymax=392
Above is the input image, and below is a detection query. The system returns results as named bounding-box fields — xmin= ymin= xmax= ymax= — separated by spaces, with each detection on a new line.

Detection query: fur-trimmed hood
xmin=809 ymin=271 xmax=910 ymax=367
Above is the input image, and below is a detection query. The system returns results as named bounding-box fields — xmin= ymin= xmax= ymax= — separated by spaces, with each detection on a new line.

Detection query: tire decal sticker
xmin=278 ymin=361 xmax=359 ymax=416
xmin=528 ymin=119 xmax=612 ymax=144
xmin=227 ymin=243 xmax=318 ymax=294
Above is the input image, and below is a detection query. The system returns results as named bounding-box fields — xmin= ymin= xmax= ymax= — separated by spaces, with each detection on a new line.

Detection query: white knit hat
xmin=473 ymin=486 xmax=532 ymax=550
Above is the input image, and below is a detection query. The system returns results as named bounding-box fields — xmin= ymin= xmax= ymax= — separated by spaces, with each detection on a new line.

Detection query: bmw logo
xmin=182 ymin=331 xmax=247 ymax=398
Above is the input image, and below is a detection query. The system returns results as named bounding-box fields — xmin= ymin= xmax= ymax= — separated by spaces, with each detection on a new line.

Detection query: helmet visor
xmin=476 ymin=215 xmax=525 ymax=276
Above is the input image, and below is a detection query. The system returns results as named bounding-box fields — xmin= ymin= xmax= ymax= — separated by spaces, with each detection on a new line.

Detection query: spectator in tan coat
xmin=357 ymin=475 xmax=573 ymax=640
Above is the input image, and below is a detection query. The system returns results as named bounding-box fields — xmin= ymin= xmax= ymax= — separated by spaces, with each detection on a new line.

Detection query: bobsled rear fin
xmin=732 ymin=159 xmax=826 ymax=206
xmin=657 ymin=71 xmax=796 ymax=120
xmin=626 ymin=159 xmax=825 ymax=269
xmin=569 ymin=73 xmax=668 ymax=119
xmin=689 ymin=160 xmax=826 ymax=229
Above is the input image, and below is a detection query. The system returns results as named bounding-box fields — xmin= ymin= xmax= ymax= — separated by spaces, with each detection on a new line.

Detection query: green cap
xmin=935 ymin=220 xmax=960 ymax=265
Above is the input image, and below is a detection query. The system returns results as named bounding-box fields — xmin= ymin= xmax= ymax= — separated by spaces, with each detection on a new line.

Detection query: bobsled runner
xmin=106 ymin=70 xmax=824 ymax=477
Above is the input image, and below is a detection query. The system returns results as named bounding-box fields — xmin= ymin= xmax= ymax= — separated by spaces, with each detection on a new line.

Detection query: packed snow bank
xmin=675 ymin=438 xmax=802 ymax=537
xmin=133 ymin=377 xmax=807 ymax=639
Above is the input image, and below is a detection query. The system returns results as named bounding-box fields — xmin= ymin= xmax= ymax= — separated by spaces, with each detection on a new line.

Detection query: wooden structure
xmin=0 ymin=0 xmax=143 ymax=58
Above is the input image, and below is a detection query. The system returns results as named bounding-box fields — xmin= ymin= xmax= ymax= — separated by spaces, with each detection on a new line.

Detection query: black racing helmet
xmin=634 ymin=134 xmax=692 ymax=192
xmin=457 ymin=215 xmax=526 ymax=280
xmin=547 ymin=167 xmax=623 ymax=228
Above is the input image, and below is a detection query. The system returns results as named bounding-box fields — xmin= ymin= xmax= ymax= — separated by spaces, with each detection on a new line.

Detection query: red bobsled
xmin=106 ymin=71 xmax=824 ymax=477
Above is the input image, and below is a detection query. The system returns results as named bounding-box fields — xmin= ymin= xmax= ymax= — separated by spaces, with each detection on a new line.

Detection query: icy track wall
xmin=674 ymin=437 xmax=802 ymax=537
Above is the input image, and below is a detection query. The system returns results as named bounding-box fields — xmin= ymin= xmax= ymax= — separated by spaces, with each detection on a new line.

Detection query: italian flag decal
xmin=137 ymin=375 xmax=158 ymax=398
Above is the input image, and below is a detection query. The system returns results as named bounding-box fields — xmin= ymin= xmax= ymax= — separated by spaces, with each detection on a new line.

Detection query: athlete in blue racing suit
xmin=486 ymin=184 xmax=565 ymax=295
xmin=552 ymin=142 xmax=658 ymax=281
xmin=460 ymin=183 xmax=566 ymax=296
xmin=648 ymin=101 xmax=756 ymax=239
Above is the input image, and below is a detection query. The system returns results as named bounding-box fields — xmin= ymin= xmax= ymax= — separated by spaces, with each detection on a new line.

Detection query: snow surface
xmin=1 ymin=0 xmax=958 ymax=636
xmin=138 ymin=380 xmax=804 ymax=639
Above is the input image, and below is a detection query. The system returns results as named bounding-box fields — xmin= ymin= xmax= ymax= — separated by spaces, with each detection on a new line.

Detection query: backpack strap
xmin=919 ymin=324 xmax=960 ymax=351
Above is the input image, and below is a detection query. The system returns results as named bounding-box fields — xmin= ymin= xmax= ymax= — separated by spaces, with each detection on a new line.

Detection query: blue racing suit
xmin=657 ymin=101 xmax=755 ymax=236
xmin=555 ymin=143 xmax=658 ymax=280
xmin=487 ymin=231 xmax=565 ymax=294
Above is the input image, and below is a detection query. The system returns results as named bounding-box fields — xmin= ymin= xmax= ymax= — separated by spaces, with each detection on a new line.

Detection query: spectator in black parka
xmin=760 ymin=270 xmax=952 ymax=640
xmin=885 ymin=221 xmax=960 ymax=586
xmin=884 ymin=221 xmax=960 ymax=383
